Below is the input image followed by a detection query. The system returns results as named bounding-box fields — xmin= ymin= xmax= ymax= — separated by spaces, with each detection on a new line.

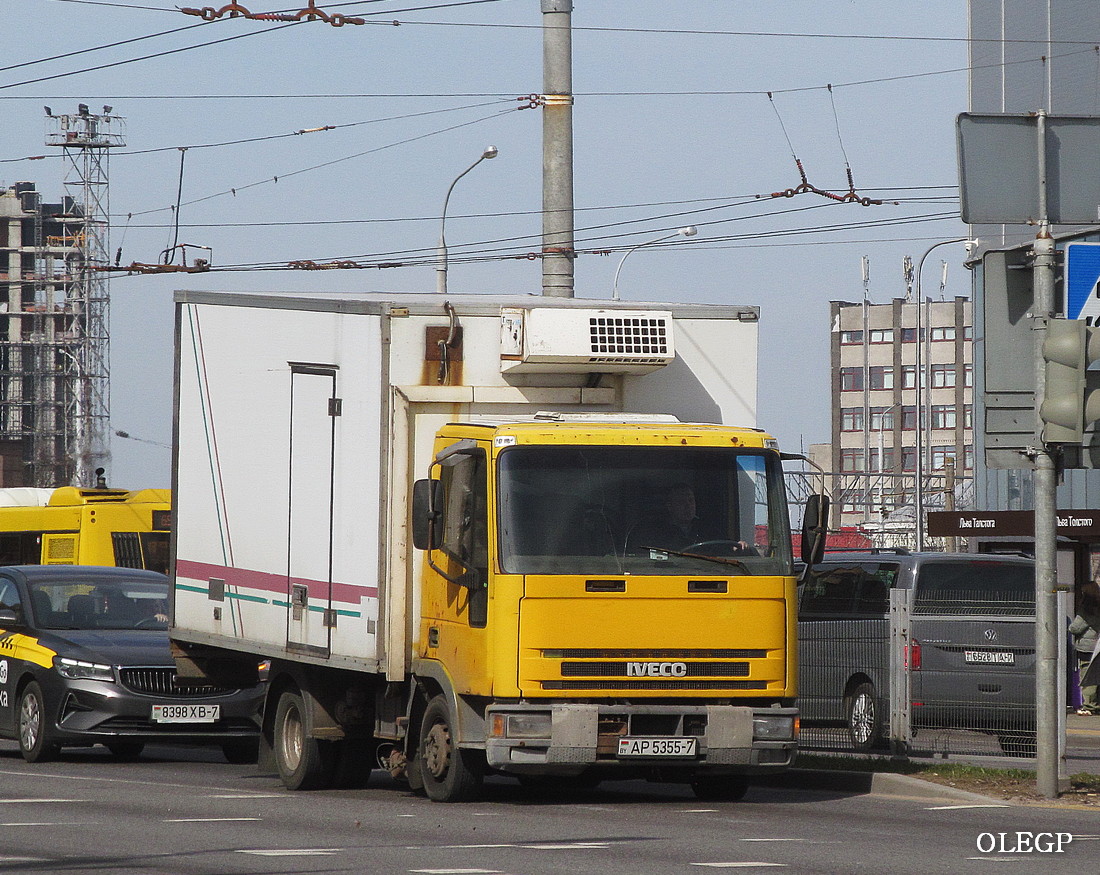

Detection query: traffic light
xmin=1039 ymin=318 xmax=1100 ymax=444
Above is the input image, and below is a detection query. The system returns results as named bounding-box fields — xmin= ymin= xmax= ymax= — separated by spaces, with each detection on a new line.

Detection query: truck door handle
xmin=585 ymin=579 xmax=626 ymax=592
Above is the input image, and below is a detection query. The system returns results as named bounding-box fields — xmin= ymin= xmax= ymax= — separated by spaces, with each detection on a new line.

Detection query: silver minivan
xmin=798 ymin=551 xmax=1036 ymax=755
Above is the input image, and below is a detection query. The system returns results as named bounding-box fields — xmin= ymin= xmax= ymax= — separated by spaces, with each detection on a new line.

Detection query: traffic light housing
xmin=1040 ymin=318 xmax=1100 ymax=444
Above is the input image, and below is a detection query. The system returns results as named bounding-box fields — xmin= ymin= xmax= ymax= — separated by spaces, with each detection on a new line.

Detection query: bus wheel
xmin=418 ymin=695 xmax=483 ymax=802
xmin=846 ymin=682 xmax=881 ymax=752
xmin=690 ymin=775 xmax=749 ymax=801
xmin=18 ymin=682 xmax=60 ymax=763
xmin=274 ymin=689 xmax=335 ymax=790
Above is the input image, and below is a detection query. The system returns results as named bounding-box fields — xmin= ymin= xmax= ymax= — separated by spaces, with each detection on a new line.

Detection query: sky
xmin=3 ymin=0 xmax=976 ymax=488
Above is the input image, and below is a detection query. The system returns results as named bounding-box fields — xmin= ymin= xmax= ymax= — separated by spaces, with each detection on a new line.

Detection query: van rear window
xmin=913 ymin=562 xmax=1034 ymax=616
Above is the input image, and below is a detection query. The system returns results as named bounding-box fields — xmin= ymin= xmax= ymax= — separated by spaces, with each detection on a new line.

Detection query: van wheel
xmin=18 ymin=682 xmax=60 ymax=763
xmin=690 ymin=776 xmax=749 ymax=801
xmin=418 ymin=695 xmax=483 ymax=802
xmin=846 ymin=682 xmax=881 ymax=752
xmin=273 ymin=689 xmax=336 ymax=790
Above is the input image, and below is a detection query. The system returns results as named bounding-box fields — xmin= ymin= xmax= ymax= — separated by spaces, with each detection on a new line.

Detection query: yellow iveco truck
xmin=169 ymin=292 xmax=826 ymax=801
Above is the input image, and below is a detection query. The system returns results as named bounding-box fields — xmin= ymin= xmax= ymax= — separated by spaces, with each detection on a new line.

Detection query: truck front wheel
xmin=274 ymin=689 xmax=335 ymax=790
xmin=418 ymin=695 xmax=483 ymax=802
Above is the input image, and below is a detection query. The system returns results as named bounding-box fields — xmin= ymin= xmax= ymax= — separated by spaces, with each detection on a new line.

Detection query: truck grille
xmin=543 ymin=680 xmax=767 ymax=691
xmin=118 ymin=668 xmax=239 ymax=698
xmin=560 ymin=661 xmax=750 ymax=678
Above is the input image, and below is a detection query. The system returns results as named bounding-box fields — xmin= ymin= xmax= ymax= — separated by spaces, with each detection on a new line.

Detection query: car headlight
xmin=753 ymin=715 xmax=795 ymax=741
xmin=55 ymin=657 xmax=115 ymax=682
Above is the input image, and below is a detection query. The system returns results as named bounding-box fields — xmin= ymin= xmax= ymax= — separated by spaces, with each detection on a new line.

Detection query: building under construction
xmin=0 ymin=107 xmax=122 ymax=488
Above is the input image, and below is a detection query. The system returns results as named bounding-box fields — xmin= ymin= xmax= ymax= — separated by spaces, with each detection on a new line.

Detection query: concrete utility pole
xmin=1031 ymin=112 xmax=1062 ymax=799
xmin=541 ymin=0 xmax=574 ymax=298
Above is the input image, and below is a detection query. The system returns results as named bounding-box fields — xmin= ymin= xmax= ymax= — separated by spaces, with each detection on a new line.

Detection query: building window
xmin=930 ymin=326 xmax=956 ymax=342
xmin=901 ymin=365 xmax=917 ymax=389
xmin=869 ymin=328 xmax=894 ymax=343
xmin=901 ymin=447 xmax=917 ymax=471
xmin=964 ymin=404 xmax=973 ymax=429
xmin=840 ymin=448 xmax=864 ymax=472
xmin=963 ymin=363 xmax=973 ymax=388
xmin=840 ymin=367 xmax=863 ymax=391
xmin=963 ymin=326 xmax=974 ymax=341
xmin=869 ymin=366 xmax=893 ymax=390
xmin=841 ymin=408 xmax=864 ymax=431
xmin=901 ymin=406 xmax=917 ymax=430
xmin=869 ymin=407 xmax=895 ymax=431
xmin=931 ymin=405 xmax=956 ymax=430
xmin=931 ymin=364 xmax=956 ymax=388
xmin=901 ymin=328 xmax=925 ymax=342
xmin=840 ymin=330 xmax=863 ymax=344
xmin=931 ymin=445 xmax=957 ymax=469
xmin=964 ymin=445 xmax=974 ymax=470
xmin=868 ymin=447 xmax=895 ymax=471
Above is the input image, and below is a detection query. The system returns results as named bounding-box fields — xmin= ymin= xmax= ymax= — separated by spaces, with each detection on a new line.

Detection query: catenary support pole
xmin=541 ymin=0 xmax=574 ymax=298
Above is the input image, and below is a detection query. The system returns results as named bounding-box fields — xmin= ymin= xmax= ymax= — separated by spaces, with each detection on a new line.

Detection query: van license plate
xmin=617 ymin=737 xmax=697 ymax=758
xmin=152 ymin=704 xmax=220 ymax=723
xmin=964 ymin=651 xmax=1015 ymax=665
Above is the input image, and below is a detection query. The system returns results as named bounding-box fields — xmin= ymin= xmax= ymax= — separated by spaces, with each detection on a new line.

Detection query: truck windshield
xmin=497 ymin=445 xmax=793 ymax=576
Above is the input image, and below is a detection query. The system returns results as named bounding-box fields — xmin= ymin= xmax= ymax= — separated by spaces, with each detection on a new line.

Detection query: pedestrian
xmin=1070 ymin=580 xmax=1100 ymax=716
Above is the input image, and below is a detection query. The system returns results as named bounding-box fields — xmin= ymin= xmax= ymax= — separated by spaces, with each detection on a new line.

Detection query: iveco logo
xmin=984 ymin=629 xmax=998 ymax=642
xmin=627 ymin=661 xmax=688 ymax=677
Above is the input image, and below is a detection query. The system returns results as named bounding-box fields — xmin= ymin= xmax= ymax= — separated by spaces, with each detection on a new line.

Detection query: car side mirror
xmin=800 ymin=493 xmax=830 ymax=568
xmin=412 ymin=479 xmax=444 ymax=551
xmin=0 ymin=607 xmax=21 ymax=627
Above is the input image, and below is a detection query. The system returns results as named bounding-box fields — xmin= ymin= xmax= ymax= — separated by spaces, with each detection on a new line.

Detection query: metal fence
xmin=797 ymin=587 xmax=1061 ymax=761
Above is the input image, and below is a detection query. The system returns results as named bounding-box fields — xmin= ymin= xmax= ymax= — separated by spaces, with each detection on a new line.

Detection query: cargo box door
xmin=287 ymin=364 xmax=338 ymax=657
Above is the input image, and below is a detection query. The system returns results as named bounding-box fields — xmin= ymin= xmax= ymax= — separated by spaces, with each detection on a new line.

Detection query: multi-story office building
xmin=828 ymin=297 xmax=973 ymax=530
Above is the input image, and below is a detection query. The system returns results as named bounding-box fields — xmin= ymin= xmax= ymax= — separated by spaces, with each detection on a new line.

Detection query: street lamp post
xmin=436 ymin=145 xmax=498 ymax=295
xmin=913 ymin=237 xmax=974 ymax=550
xmin=611 ymin=226 xmax=697 ymax=301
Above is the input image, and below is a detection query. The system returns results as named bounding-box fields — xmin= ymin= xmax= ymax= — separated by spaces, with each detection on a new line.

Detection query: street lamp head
xmin=679 ymin=225 xmax=698 ymax=237
xmin=482 ymin=145 xmax=499 ymax=160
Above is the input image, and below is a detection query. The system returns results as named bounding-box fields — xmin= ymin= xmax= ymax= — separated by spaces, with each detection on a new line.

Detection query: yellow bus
xmin=0 ymin=487 xmax=170 ymax=573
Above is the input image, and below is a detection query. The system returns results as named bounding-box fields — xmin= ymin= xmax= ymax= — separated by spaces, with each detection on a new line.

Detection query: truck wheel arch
xmin=411 ymin=659 xmax=486 ymax=748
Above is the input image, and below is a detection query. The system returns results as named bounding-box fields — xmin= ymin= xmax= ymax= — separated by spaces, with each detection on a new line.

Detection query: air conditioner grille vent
xmin=589 ymin=317 xmax=669 ymax=356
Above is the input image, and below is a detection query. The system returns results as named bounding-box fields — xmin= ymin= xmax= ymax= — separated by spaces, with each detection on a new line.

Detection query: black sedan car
xmin=0 ymin=565 xmax=264 ymax=763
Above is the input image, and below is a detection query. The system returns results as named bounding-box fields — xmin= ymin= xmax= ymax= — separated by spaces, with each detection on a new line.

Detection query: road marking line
xmin=206 ymin=793 xmax=287 ymax=799
xmin=681 ymin=809 xmax=719 ymax=813
xmin=739 ymin=839 xmax=807 ymax=842
xmin=2 ymin=822 xmax=87 ymax=827
xmin=926 ymin=804 xmax=1011 ymax=810
xmin=0 ymin=799 xmax=89 ymax=804
xmin=165 ymin=817 xmax=262 ymax=822
xmin=408 ymin=870 xmax=501 ymax=874
xmin=237 ymin=849 xmax=341 ymax=856
xmin=964 ymin=857 xmax=1025 ymax=862
xmin=691 ymin=864 xmax=787 ymax=869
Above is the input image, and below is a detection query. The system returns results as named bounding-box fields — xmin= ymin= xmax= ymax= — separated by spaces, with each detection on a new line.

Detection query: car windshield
xmin=29 ymin=576 xmax=169 ymax=630
xmin=497 ymin=445 xmax=793 ymax=576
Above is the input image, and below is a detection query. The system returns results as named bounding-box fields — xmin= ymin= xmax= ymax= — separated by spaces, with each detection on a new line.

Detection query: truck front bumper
xmin=484 ymin=702 xmax=797 ymax=776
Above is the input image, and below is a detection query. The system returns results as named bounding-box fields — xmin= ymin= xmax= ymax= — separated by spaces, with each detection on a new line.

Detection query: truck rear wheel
xmin=274 ymin=689 xmax=336 ymax=790
xmin=418 ymin=695 xmax=483 ymax=802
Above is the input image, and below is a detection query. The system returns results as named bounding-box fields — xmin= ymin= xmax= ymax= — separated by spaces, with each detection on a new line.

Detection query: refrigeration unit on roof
xmin=499 ymin=306 xmax=675 ymax=374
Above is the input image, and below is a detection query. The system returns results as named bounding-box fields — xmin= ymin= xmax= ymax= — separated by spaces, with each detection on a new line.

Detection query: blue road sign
xmin=1065 ymin=242 xmax=1100 ymax=324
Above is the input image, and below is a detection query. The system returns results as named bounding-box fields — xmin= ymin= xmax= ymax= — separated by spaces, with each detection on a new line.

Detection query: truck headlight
xmin=55 ymin=657 xmax=115 ymax=682
xmin=753 ymin=715 xmax=795 ymax=741
xmin=503 ymin=712 xmax=552 ymax=739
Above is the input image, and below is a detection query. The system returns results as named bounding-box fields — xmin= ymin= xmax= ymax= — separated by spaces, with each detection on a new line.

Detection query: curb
xmin=754 ymin=768 xmax=1008 ymax=804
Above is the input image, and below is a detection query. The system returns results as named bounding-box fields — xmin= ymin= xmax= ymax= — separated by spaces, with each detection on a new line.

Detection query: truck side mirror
xmin=0 ymin=607 xmax=20 ymax=627
xmin=800 ymin=493 xmax=830 ymax=567
xmin=412 ymin=479 xmax=444 ymax=551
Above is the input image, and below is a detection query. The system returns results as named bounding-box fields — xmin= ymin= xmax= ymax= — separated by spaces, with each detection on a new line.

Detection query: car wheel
xmin=106 ymin=742 xmax=145 ymax=761
xmin=690 ymin=775 xmax=749 ymax=802
xmin=273 ymin=689 xmax=336 ymax=790
xmin=18 ymin=682 xmax=60 ymax=763
xmin=418 ymin=694 xmax=483 ymax=803
xmin=997 ymin=730 xmax=1037 ymax=758
xmin=846 ymin=682 xmax=881 ymax=752
xmin=222 ymin=739 xmax=260 ymax=764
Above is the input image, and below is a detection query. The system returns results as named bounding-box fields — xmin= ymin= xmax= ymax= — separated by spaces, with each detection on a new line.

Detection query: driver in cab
xmin=629 ymin=483 xmax=755 ymax=555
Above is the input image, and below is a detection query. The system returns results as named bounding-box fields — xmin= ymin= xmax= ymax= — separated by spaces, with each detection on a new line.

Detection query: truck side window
xmin=440 ymin=449 xmax=488 ymax=628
